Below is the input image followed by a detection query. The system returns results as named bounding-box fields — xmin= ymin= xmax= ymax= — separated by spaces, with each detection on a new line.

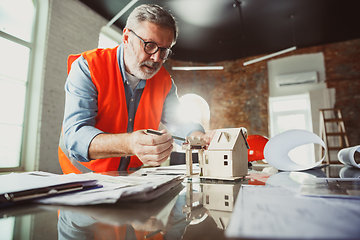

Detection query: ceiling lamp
xmin=106 ymin=0 xmax=138 ymax=27
xmin=243 ymin=46 xmax=297 ymax=66
xmin=171 ymin=66 xmax=224 ymax=71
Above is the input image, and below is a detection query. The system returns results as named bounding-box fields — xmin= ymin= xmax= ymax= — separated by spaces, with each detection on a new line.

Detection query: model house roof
xmin=208 ymin=128 xmax=246 ymax=151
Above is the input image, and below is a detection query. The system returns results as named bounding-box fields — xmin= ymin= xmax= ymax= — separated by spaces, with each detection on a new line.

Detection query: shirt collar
xmin=118 ymin=43 xmax=146 ymax=90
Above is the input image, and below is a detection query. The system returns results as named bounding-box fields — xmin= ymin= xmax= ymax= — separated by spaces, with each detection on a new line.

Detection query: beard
xmin=124 ymin=43 xmax=162 ymax=79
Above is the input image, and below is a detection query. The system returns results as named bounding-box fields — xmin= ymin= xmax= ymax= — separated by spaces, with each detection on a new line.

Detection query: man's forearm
xmin=87 ymin=130 xmax=174 ymax=166
xmin=88 ymin=133 xmax=133 ymax=160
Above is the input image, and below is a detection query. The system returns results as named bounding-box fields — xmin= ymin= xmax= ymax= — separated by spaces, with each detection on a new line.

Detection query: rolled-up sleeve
xmin=62 ymin=56 xmax=104 ymax=162
xmin=161 ymin=79 xmax=205 ymax=145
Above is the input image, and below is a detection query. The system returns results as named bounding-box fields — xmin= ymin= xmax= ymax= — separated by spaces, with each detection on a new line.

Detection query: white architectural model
xmin=183 ymin=128 xmax=249 ymax=180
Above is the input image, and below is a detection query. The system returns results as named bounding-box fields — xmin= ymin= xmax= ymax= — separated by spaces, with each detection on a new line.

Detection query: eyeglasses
xmin=129 ymin=29 xmax=173 ymax=60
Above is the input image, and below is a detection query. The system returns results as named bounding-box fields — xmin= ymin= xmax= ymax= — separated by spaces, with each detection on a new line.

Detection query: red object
xmin=247 ymin=135 xmax=269 ymax=162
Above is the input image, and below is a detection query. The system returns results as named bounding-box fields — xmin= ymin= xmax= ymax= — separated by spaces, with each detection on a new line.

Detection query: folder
xmin=0 ymin=171 xmax=99 ymax=206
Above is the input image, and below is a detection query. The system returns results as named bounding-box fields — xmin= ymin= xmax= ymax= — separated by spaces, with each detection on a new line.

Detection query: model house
xmin=201 ymin=128 xmax=249 ymax=180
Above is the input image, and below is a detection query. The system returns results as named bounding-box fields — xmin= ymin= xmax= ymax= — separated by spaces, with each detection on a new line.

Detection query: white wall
xmin=267 ymin=53 xmax=335 ymax=161
xmin=37 ymin=0 xmax=108 ymax=173
xmin=309 ymin=88 xmax=336 ymax=159
xmin=267 ymin=53 xmax=327 ymax=98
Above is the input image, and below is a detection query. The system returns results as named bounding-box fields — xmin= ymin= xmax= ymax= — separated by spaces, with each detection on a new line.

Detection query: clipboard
xmin=0 ymin=172 xmax=100 ymax=206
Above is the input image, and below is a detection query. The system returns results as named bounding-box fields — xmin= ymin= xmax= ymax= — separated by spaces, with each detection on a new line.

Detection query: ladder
xmin=319 ymin=108 xmax=349 ymax=164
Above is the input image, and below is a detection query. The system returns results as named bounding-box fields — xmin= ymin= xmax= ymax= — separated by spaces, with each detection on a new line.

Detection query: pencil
xmin=145 ymin=129 xmax=186 ymax=142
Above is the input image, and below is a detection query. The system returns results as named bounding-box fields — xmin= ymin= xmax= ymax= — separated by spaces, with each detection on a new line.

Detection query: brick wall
xmin=324 ymin=39 xmax=360 ymax=146
xmin=165 ymin=38 xmax=360 ymax=145
xmin=39 ymin=0 xmax=107 ymax=173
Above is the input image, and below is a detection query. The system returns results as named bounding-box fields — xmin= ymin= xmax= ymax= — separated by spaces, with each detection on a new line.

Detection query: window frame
xmin=0 ymin=0 xmax=49 ymax=172
xmin=269 ymin=93 xmax=313 ymax=137
xmin=268 ymin=93 xmax=316 ymax=165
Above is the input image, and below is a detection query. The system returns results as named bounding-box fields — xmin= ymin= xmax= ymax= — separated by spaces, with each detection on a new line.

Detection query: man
xmin=58 ymin=4 xmax=214 ymax=174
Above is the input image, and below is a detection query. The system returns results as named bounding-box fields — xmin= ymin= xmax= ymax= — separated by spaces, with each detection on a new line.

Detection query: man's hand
xmin=190 ymin=130 xmax=216 ymax=145
xmin=88 ymin=130 xmax=173 ymax=166
xmin=130 ymin=130 xmax=174 ymax=166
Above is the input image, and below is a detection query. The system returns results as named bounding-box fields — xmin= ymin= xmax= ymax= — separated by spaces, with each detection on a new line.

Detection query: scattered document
xmin=300 ymin=178 xmax=360 ymax=198
xmin=0 ymin=171 xmax=98 ymax=205
xmin=37 ymin=172 xmax=184 ymax=205
xmin=264 ymin=129 xmax=325 ymax=171
xmin=226 ymin=185 xmax=360 ymax=239
xmin=136 ymin=164 xmax=200 ymax=176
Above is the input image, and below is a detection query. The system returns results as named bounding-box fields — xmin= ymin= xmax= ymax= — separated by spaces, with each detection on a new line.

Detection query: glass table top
xmin=0 ymin=164 xmax=359 ymax=240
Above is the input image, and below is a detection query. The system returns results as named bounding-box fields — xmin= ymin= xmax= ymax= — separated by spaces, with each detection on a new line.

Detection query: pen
xmin=0 ymin=182 xmax=100 ymax=203
xmin=145 ymin=129 xmax=186 ymax=142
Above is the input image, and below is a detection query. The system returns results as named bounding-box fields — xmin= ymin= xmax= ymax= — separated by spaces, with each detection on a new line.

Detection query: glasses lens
xmin=161 ymin=49 xmax=172 ymax=60
xmin=144 ymin=42 xmax=158 ymax=54
xmin=144 ymin=41 xmax=172 ymax=60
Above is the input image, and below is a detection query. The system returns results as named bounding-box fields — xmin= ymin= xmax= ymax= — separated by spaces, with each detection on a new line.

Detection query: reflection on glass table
xmin=1 ymin=165 xmax=360 ymax=240
xmin=56 ymin=177 xmax=247 ymax=240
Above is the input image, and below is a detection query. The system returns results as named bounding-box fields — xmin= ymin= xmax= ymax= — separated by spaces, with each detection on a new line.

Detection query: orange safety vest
xmin=58 ymin=46 xmax=173 ymax=174
xmin=93 ymin=224 xmax=164 ymax=240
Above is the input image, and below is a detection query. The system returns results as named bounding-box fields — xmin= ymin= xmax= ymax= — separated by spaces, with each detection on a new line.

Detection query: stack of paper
xmin=0 ymin=170 xmax=184 ymax=206
xmin=37 ymin=172 xmax=184 ymax=205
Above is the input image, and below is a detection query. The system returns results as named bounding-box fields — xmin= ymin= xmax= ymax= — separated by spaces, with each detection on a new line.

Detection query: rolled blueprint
xmin=337 ymin=145 xmax=360 ymax=169
xmin=264 ymin=129 xmax=326 ymax=171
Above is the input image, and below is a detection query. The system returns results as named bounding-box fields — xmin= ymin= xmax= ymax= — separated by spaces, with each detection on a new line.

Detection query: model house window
xmin=269 ymin=93 xmax=315 ymax=165
xmin=0 ymin=0 xmax=35 ymax=168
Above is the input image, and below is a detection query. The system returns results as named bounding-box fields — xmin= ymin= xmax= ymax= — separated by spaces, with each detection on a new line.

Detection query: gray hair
xmin=125 ymin=4 xmax=178 ymax=44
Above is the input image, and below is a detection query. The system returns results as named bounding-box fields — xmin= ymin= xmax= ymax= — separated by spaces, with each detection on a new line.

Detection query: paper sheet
xmin=225 ymin=185 xmax=360 ymax=239
xmin=36 ymin=173 xmax=184 ymax=205
xmin=0 ymin=171 xmax=97 ymax=195
xmin=135 ymin=164 xmax=200 ymax=176
xmin=338 ymin=145 xmax=360 ymax=168
xmin=264 ymin=129 xmax=325 ymax=171
xmin=300 ymin=178 xmax=360 ymax=198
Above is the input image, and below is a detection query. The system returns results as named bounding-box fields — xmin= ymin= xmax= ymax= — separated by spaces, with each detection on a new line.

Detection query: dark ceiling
xmin=79 ymin=0 xmax=360 ymax=63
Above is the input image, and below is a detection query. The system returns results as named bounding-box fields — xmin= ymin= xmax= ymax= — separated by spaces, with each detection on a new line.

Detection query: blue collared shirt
xmin=63 ymin=44 xmax=204 ymax=163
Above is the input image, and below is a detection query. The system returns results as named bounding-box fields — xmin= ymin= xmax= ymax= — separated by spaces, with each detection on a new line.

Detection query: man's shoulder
xmin=82 ymin=46 xmax=118 ymax=59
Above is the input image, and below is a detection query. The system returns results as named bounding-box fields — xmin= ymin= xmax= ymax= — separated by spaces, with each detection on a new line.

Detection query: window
xmin=0 ymin=0 xmax=35 ymax=168
xmin=98 ymin=26 xmax=122 ymax=48
xmin=269 ymin=94 xmax=315 ymax=165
